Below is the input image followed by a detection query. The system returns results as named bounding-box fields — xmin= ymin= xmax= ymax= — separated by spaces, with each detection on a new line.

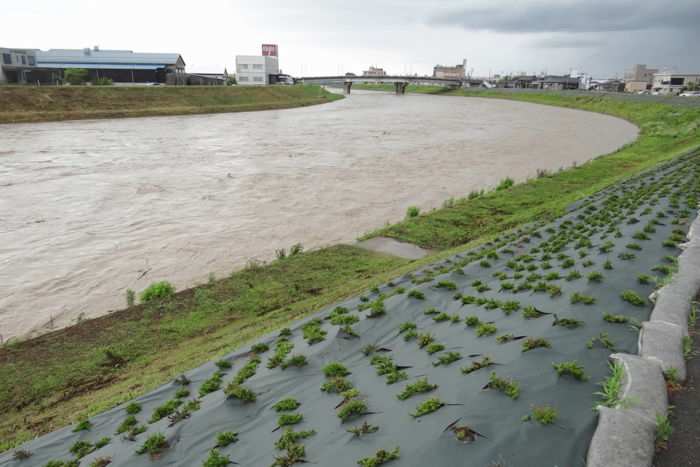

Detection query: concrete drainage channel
xmin=587 ymin=213 xmax=700 ymax=467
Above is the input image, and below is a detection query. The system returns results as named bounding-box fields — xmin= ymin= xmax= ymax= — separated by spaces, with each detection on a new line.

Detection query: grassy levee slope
xmin=1 ymin=89 xmax=699 ymax=452
xmin=362 ymin=86 xmax=700 ymax=248
xmin=0 ymin=84 xmax=342 ymax=124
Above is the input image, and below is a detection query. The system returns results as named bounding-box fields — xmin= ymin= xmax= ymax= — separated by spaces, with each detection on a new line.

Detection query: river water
xmin=0 ymin=91 xmax=638 ymax=340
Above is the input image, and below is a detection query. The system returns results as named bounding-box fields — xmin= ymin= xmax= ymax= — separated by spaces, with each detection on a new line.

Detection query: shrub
xmin=496 ymin=177 xmax=515 ymax=191
xmin=70 ymin=440 xmax=95 ymax=459
xmin=140 ymin=281 xmax=175 ymax=303
xmin=406 ymin=206 xmax=420 ymax=218
xmin=126 ymin=289 xmax=135 ymax=307
xmin=64 ymin=68 xmax=89 ymax=85
xmin=92 ymin=77 xmax=113 ymax=86
xmin=73 ymin=419 xmax=92 ymax=432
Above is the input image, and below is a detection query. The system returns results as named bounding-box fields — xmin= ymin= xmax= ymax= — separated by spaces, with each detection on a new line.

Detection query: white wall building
xmin=235 ymin=55 xmax=279 ymax=85
xmin=652 ymin=72 xmax=700 ymax=95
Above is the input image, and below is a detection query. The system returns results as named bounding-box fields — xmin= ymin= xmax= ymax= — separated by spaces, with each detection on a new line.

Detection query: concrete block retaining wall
xmin=587 ymin=213 xmax=700 ymax=467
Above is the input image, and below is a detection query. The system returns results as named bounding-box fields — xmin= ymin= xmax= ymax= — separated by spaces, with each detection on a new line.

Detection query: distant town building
xmin=589 ymin=79 xmax=625 ymax=92
xmin=652 ymin=71 xmax=700 ymax=95
xmin=235 ymin=44 xmax=283 ymax=86
xmin=433 ymin=60 xmax=467 ymax=80
xmin=0 ymin=46 xmax=186 ymax=84
xmin=235 ymin=55 xmax=280 ymax=85
xmin=624 ymin=64 xmax=658 ymax=92
xmin=532 ymin=75 xmax=581 ymax=90
xmin=362 ymin=66 xmax=387 ymax=77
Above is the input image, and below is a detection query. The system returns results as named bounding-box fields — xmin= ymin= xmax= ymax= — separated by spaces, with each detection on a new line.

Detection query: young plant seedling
xmin=216 ymin=431 xmax=239 ymax=448
xmin=136 ymin=433 xmax=168 ymax=457
xmin=410 ymin=397 xmax=445 ymax=418
xmin=485 ymin=372 xmax=520 ymax=399
xmin=347 ymin=422 xmax=379 ymax=437
xmin=552 ymin=361 xmax=588 ymax=381
xmin=595 ymin=361 xmax=624 ymax=408
xmin=461 ymin=356 xmax=494 ymax=375
xmin=337 ymin=399 xmax=368 ymax=422
xmin=224 ymin=383 xmax=256 ymax=403
xmin=323 ymin=362 xmax=351 ymax=378
xmin=321 ymin=377 xmax=354 ymax=393
xmin=433 ymin=351 xmax=462 ymax=367
xmin=273 ymin=398 xmax=301 ymax=412
xmin=476 ymin=323 xmax=497 ymax=337
xmin=357 ymin=447 xmax=400 ymax=467
xmin=275 ymin=429 xmax=316 ymax=450
xmin=553 ymin=314 xmax=584 ymax=329
xmin=621 ymin=290 xmax=646 ymax=306
xmin=523 ymin=405 xmax=558 ymax=425
xmin=522 ymin=337 xmax=551 ymax=352
xmin=397 ymin=377 xmax=438 ymax=400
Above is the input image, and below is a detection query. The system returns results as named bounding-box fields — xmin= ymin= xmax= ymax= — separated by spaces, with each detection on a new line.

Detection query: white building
xmin=235 ymin=55 xmax=279 ymax=85
xmin=652 ymin=72 xmax=700 ymax=95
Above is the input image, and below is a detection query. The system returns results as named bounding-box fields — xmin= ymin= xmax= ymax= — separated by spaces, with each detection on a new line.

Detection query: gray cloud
xmin=530 ymin=36 xmax=604 ymax=49
xmin=430 ymin=0 xmax=700 ymax=33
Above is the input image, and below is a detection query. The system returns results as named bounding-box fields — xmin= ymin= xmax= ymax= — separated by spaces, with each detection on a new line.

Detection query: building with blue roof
xmin=0 ymin=46 xmax=186 ymax=84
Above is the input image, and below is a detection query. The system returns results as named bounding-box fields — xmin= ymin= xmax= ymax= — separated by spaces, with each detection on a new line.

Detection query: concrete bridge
xmin=297 ymin=75 xmax=466 ymax=95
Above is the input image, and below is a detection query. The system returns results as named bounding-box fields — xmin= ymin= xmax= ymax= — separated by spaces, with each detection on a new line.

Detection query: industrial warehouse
xmin=0 ymin=46 xmax=188 ymax=85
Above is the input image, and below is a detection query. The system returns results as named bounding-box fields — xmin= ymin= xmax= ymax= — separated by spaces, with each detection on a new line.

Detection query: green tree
xmin=64 ymin=68 xmax=89 ymax=85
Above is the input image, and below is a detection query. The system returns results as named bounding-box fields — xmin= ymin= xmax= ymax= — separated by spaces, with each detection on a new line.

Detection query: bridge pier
xmin=394 ymin=82 xmax=408 ymax=95
xmin=343 ymin=81 xmax=353 ymax=94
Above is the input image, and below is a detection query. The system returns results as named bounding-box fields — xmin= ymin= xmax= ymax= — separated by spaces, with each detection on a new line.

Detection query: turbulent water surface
xmin=0 ymin=91 xmax=638 ymax=340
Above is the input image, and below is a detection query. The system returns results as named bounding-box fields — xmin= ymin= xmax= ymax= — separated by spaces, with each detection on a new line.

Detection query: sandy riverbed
xmin=0 ymin=91 xmax=638 ymax=340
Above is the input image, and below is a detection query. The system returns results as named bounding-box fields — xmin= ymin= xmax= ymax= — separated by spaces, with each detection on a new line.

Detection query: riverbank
xmin=0 ymin=85 xmax=342 ymax=123
xmin=1 ymin=89 xmax=699 ymax=452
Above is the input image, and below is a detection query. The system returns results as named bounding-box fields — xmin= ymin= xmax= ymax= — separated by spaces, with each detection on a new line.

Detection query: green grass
xmin=0 ymin=85 xmax=343 ymax=123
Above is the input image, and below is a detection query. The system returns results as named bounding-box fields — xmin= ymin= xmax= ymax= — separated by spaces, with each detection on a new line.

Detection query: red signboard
xmin=262 ymin=44 xmax=278 ymax=57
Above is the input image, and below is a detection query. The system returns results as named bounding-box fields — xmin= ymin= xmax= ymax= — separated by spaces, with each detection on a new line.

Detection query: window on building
xmin=27 ymin=56 xmax=35 ymax=66
xmin=2 ymin=53 xmax=11 ymax=65
xmin=239 ymin=76 xmax=249 ymax=81
xmin=670 ymin=77 xmax=685 ymax=86
xmin=239 ymin=64 xmax=248 ymax=69
xmin=252 ymin=64 xmax=263 ymax=70
xmin=21 ymin=55 xmax=26 ymax=65
xmin=253 ymin=76 xmax=263 ymax=82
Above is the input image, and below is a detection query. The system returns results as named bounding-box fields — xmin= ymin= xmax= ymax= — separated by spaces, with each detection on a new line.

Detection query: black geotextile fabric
xmin=3 ymin=152 xmax=700 ymax=467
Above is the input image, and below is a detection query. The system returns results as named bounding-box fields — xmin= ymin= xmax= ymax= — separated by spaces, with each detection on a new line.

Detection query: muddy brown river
xmin=0 ymin=91 xmax=638 ymax=340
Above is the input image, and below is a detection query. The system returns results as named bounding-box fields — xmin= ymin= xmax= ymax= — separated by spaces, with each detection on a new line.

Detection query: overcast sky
xmin=3 ymin=0 xmax=699 ymax=77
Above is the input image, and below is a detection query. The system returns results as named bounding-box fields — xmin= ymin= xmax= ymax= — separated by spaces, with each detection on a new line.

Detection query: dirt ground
xmin=653 ymin=302 xmax=700 ymax=467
